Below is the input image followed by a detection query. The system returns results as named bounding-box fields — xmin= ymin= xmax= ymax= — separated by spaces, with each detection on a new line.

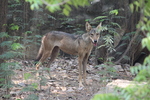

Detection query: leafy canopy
xmin=25 ymin=0 xmax=91 ymax=16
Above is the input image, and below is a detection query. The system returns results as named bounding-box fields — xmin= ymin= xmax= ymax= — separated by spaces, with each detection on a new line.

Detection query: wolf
xmin=35 ymin=22 xmax=102 ymax=87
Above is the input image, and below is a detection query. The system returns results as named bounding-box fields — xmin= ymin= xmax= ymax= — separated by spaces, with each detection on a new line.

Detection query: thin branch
xmin=141 ymin=30 xmax=147 ymax=37
xmin=115 ymin=31 xmax=139 ymax=64
xmin=41 ymin=0 xmax=70 ymax=7
xmin=115 ymin=1 xmax=145 ymax=64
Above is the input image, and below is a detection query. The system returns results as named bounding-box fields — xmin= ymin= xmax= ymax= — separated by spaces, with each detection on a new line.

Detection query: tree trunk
xmin=0 ymin=0 xmax=9 ymax=98
xmin=25 ymin=10 xmax=41 ymax=59
xmin=0 ymin=0 xmax=8 ymax=63
xmin=0 ymin=0 xmax=8 ymax=73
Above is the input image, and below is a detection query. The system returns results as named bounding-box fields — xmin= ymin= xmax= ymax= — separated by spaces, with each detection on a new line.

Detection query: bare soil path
xmin=9 ymin=57 xmax=130 ymax=100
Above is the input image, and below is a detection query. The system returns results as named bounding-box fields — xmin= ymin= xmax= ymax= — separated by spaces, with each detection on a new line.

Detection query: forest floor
xmin=8 ymin=57 xmax=132 ymax=100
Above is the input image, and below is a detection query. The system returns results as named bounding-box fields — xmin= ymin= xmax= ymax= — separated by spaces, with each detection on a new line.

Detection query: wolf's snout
xmin=94 ymin=40 xmax=97 ymax=43
xmin=93 ymin=40 xmax=98 ymax=46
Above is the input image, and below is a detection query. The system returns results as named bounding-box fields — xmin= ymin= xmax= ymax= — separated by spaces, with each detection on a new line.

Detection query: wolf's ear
xmin=96 ymin=22 xmax=102 ymax=30
xmin=86 ymin=22 xmax=92 ymax=32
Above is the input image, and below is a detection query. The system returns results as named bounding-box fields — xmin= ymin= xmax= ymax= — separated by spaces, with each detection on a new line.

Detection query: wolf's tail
xmin=34 ymin=36 xmax=46 ymax=64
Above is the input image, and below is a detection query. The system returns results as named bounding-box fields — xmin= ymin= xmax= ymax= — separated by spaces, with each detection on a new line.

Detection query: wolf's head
xmin=86 ymin=22 xmax=102 ymax=46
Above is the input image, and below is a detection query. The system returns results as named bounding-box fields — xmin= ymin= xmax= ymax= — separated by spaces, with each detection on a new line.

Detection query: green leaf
xmin=144 ymin=55 xmax=150 ymax=65
xmin=94 ymin=16 xmax=107 ymax=20
xmin=134 ymin=69 xmax=150 ymax=82
xmin=142 ymin=36 xmax=150 ymax=51
xmin=0 ymin=51 xmax=16 ymax=59
xmin=35 ymin=35 xmax=42 ymax=38
xmin=92 ymin=94 xmax=119 ymax=100
xmin=123 ymin=55 xmax=130 ymax=60
xmin=64 ymin=4 xmax=71 ymax=12
xmin=63 ymin=8 xmax=69 ymax=16
xmin=10 ymin=24 xmax=19 ymax=30
xmin=111 ymin=22 xmax=121 ymax=29
xmin=24 ymin=31 xmax=32 ymax=34
xmin=24 ymin=73 xmax=32 ymax=80
xmin=109 ymin=9 xmax=118 ymax=15
xmin=31 ymin=83 xmax=38 ymax=89
xmin=0 ymin=32 xmax=9 ymax=38
xmin=47 ymin=14 xmax=56 ymax=20
xmin=24 ymin=94 xmax=38 ymax=100
xmin=134 ymin=1 xmax=139 ymax=7
xmin=0 ymin=41 xmax=12 ymax=47
xmin=130 ymin=4 xmax=134 ymax=12
xmin=11 ymin=43 xmax=23 ymax=50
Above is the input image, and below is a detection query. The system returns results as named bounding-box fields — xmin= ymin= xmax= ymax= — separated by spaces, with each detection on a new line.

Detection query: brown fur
xmin=35 ymin=22 xmax=102 ymax=87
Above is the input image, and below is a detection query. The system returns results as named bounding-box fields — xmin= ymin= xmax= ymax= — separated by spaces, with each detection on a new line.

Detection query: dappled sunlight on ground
xmin=8 ymin=57 xmax=132 ymax=100
xmin=10 ymin=57 xmax=103 ymax=100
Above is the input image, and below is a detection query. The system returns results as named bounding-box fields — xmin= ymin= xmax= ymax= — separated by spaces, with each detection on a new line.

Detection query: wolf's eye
xmin=96 ymin=33 xmax=99 ymax=36
xmin=91 ymin=34 xmax=94 ymax=36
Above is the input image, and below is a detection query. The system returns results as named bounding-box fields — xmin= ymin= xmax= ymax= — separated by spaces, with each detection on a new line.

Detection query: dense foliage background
xmin=0 ymin=0 xmax=150 ymax=99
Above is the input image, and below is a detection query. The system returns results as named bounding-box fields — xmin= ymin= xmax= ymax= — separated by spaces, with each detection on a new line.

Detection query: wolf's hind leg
xmin=46 ymin=46 xmax=60 ymax=78
xmin=46 ymin=46 xmax=60 ymax=68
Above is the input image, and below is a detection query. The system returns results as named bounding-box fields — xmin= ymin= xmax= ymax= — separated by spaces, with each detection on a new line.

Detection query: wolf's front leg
xmin=78 ymin=55 xmax=84 ymax=87
xmin=83 ymin=54 xmax=89 ymax=85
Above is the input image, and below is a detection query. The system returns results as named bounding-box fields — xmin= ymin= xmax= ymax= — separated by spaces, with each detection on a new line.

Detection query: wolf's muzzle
xmin=94 ymin=40 xmax=97 ymax=43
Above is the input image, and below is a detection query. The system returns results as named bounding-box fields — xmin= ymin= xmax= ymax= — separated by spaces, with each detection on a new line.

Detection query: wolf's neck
xmin=82 ymin=34 xmax=92 ymax=44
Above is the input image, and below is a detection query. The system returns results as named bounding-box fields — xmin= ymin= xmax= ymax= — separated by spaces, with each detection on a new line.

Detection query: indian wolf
xmin=35 ymin=22 xmax=102 ymax=87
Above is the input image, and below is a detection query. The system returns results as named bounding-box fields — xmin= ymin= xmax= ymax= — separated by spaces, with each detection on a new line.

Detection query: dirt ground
xmin=8 ymin=57 xmax=130 ymax=100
